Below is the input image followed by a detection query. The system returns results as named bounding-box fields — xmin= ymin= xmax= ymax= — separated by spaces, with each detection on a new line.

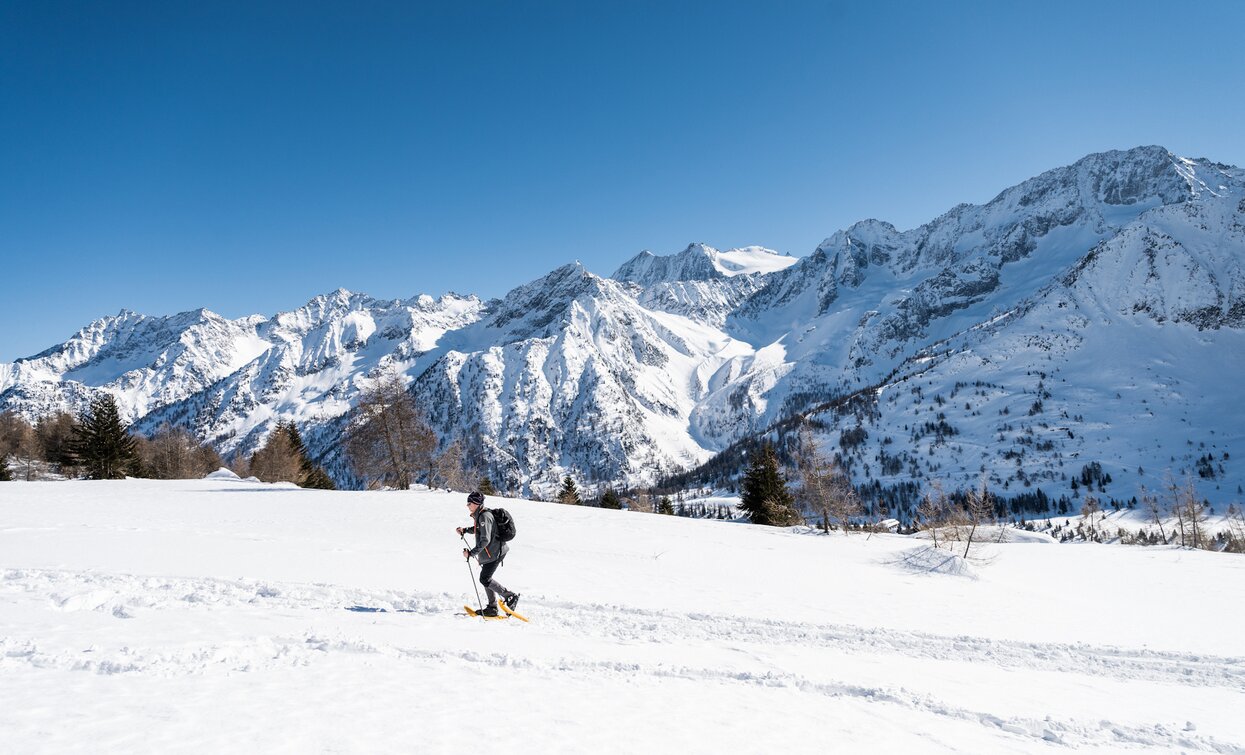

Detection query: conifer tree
xmin=0 ymin=455 xmax=11 ymax=481
xmin=557 ymin=475 xmax=581 ymax=505
xmin=478 ymin=477 xmax=497 ymax=496
xmin=739 ymin=443 xmax=798 ymax=526
xmin=71 ymin=394 xmax=140 ymax=480
xmin=256 ymin=421 xmax=336 ymax=489
xmin=35 ymin=411 xmax=79 ymax=475
xmin=600 ymin=488 xmax=622 ymax=509
xmin=302 ymin=467 xmax=336 ymax=490
xmin=283 ymin=421 xmax=336 ymax=489
xmin=657 ymin=495 xmax=674 ymax=515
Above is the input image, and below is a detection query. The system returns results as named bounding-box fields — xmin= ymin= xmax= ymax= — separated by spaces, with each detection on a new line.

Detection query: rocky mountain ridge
xmin=3 ymin=146 xmax=1242 ymax=505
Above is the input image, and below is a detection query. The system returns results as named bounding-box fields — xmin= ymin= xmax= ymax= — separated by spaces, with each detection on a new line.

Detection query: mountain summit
xmin=3 ymin=146 xmax=1242 ymax=507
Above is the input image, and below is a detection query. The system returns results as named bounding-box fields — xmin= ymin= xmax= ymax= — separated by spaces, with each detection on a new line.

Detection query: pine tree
xmin=739 ymin=444 xmax=798 ymax=526
xmin=478 ymin=477 xmax=497 ymax=496
xmin=657 ymin=496 xmax=674 ymax=515
xmin=600 ymin=488 xmax=622 ymax=509
xmin=0 ymin=455 xmax=11 ymax=481
xmin=256 ymin=421 xmax=336 ymax=489
xmin=557 ymin=475 xmax=581 ymax=505
xmin=282 ymin=422 xmax=336 ymax=489
xmin=71 ymin=394 xmax=140 ymax=480
xmin=301 ymin=466 xmax=337 ymax=490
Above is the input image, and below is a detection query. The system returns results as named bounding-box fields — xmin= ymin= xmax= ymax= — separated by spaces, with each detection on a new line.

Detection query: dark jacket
xmin=465 ymin=508 xmax=508 ymax=565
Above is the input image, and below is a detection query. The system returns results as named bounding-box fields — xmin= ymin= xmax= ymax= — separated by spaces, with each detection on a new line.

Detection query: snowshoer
xmin=457 ymin=491 xmax=520 ymax=617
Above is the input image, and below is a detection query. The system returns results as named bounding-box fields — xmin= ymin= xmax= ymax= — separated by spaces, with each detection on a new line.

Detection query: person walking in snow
xmin=456 ymin=491 xmax=519 ymax=617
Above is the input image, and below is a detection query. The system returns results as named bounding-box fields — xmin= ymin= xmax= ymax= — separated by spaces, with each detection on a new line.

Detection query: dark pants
xmin=478 ymin=558 xmax=511 ymax=607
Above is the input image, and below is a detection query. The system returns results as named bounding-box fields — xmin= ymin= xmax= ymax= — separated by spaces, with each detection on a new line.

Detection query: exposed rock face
xmin=4 ymin=147 xmax=1243 ymax=502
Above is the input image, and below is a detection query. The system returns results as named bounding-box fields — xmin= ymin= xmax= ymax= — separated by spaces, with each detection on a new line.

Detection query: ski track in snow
xmin=3 ymin=567 xmax=1242 ymax=753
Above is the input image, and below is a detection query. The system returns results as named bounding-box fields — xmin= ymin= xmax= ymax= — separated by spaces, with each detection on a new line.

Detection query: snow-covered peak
xmin=265 ymin=289 xmax=378 ymax=338
xmin=612 ymin=244 xmax=725 ymax=285
xmin=0 ymin=306 xmax=272 ymax=423
xmin=713 ymin=246 xmax=796 ymax=277
xmin=5 ymin=145 xmax=1243 ymax=503
xmin=740 ymin=146 xmax=1239 ymax=331
xmin=612 ymin=243 xmax=795 ymax=286
xmin=485 ymin=262 xmax=619 ymax=338
xmin=12 ymin=307 xmax=236 ymax=376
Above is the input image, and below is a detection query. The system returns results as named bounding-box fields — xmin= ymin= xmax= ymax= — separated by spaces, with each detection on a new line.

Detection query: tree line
xmin=4 ymin=372 xmax=1241 ymax=557
xmin=1 ymin=396 xmax=224 ymax=482
xmin=0 ymin=394 xmax=338 ymax=488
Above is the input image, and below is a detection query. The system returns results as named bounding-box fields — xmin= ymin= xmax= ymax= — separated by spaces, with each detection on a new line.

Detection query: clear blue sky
xmin=3 ymin=1 xmax=1243 ymax=362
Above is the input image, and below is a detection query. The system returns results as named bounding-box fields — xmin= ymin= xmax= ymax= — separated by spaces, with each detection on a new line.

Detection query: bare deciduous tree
xmin=1079 ymin=495 xmax=1102 ymax=541
xmin=795 ymin=424 xmax=862 ymax=534
xmin=0 ymin=411 xmax=36 ymax=480
xmin=1140 ymin=485 xmax=1167 ymax=543
xmin=917 ymin=478 xmax=995 ymax=560
xmin=917 ymin=480 xmax=953 ymax=550
xmin=142 ymin=424 xmax=223 ymax=479
xmin=960 ymin=480 xmax=996 ymax=558
xmin=346 ymin=367 xmax=436 ymax=490
xmin=1225 ymin=504 xmax=1245 ymax=554
xmin=227 ymin=451 xmax=251 ymax=480
xmin=435 ymin=439 xmax=473 ymax=492
xmin=13 ymin=419 xmax=43 ymax=481
xmin=1168 ymin=474 xmax=1208 ymax=549
xmin=0 ymin=411 xmax=27 ymax=459
xmin=249 ymin=426 xmax=303 ymax=484
xmin=629 ymin=489 xmax=655 ymax=514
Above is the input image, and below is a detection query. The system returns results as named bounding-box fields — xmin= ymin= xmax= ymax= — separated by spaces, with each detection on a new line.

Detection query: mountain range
xmin=3 ymin=146 xmax=1242 ymax=507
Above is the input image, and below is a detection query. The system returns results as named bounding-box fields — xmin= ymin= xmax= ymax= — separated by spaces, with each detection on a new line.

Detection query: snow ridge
xmin=2 ymin=146 xmax=1243 ymax=504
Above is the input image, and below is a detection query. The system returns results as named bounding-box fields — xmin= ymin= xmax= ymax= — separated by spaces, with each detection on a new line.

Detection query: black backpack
xmin=489 ymin=507 xmax=517 ymax=542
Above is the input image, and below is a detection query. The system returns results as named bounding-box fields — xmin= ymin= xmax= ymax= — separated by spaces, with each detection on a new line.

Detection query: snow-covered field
xmin=2 ymin=478 xmax=1243 ymax=753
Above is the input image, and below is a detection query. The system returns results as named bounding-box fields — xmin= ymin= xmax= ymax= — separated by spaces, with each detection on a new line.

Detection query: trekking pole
xmin=460 ymin=533 xmax=483 ymax=608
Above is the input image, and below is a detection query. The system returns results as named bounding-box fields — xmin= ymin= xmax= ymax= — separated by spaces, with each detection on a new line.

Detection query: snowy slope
xmin=611 ymin=243 xmax=797 ymax=327
xmin=729 ymin=147 xmax=1241 ymax=395
xmin=793 ymin=169 xmax=1245 ymax=511
xmin=612 ymin=242 xmax=796 ymax=284
xmin=2 ymin=146 xmax=1243 ymax=505
xmin=0 ymin=308 xmax=271 ymax=423
xmin=129 ymin=290 xmax=484 ymax=453
xmin=1 ymin=478 xmax=1242 ymax=753
xmin=408 ymin=264 xmax=759 ymax=490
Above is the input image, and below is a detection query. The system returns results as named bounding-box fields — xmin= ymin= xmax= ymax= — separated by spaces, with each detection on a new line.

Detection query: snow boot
xmin=505 ymin=593 xmax=520 ymax=611
xmin=479 ymin=604 xmax=500 ymax=617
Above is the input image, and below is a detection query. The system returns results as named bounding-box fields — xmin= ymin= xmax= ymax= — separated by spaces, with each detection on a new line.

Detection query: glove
xmin=456 ymin=527 xmax=464 ymax=536
xmin=463 ymin=548 xmax=471 ymax=559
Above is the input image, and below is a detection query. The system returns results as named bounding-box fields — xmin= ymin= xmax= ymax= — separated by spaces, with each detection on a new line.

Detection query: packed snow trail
xmin=5 ymin=568 xmax=1241 ymax=691
xmin=2 ymin=479 xmax=1244 ymax=753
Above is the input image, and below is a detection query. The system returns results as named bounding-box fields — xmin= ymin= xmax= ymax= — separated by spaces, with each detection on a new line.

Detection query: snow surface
xmin=2 ymin=478 xmax=1243 ymax=753
xmin=713 ymin=246 xmax=797 ymax=277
